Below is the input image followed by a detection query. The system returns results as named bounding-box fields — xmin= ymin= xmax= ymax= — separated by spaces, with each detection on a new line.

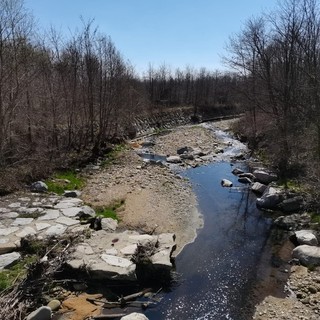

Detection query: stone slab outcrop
xmin=67 ymin=230 xmax=176 ymax=282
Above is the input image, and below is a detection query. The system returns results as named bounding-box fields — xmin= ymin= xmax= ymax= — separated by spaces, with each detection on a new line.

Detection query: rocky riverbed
xmin=1 ymin=119 xmax=320 ymax=320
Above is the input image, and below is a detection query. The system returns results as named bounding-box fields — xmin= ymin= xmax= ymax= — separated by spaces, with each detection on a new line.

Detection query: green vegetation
xmin=277 ymin=179 xmax=302 ymax=192
xmin=94 ymin=199 xmax=125 ymax=221
xmin=18 ymin=211 xmax=45 ymax=219
xmin=45 ymin=170 xmax=85 ymax=195
xmin=310 ymin=212 xmax=320 ymax=224
xmin=0 ymin=256 xmax=37 ymax=291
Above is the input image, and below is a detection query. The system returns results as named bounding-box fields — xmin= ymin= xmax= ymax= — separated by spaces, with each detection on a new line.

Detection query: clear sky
xmin=24 ymin=0 xmax=279 ymax=75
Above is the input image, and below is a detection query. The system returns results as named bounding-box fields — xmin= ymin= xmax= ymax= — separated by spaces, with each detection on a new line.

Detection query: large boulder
xmin=292 ymin=245 xmax=320 ymax=266
xmin=251 ymin=182 xmax=267 ymax=195
xmin=232 ymin=168 xmax=244 ymax=175
xmin=295 ymin=230 xmax=318 ymax=246
xmin=253 ymin=170 xmax=277 ymax=184
xmin=279 ymin=196 xmax=304 ymax=213
xmin=256 ymin=187 xmax=283 ymax=210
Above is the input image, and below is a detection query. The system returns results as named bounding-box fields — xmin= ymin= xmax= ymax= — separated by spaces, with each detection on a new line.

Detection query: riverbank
xmin=81 ymin=121 xmax=233 ymax=255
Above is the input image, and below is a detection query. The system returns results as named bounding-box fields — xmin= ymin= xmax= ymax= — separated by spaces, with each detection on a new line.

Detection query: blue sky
xmin=24 ymin=0 xmax=278 ymax=74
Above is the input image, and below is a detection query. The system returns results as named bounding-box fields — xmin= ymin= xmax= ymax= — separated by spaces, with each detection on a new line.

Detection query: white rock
xmin=0 ymin=227 xmax=19 ymax=236
xmin=129 ymin=234 xmax=155 ymax=246
xmin=16 ymin=226 xmax=37 ymax=238
xmin=166 ymin=155 xmax=181 ymax=163
xmin=38 ymin=209 xmax=60 ymax=220
xmin=61 ymin=207 xmax=83 ymax=217
xmin=120 ymin=244 xmax=138 ymax=255
xmin=221 ymin=179 xmax=233 ymax=187
xmin=105 ymin=248 xmax=118 ymax=255
xmin=295 ymin=230 xmax=318 ymax=246
xmin=100 ymin=254 xmax=133 ymax=268
xmin=35 ymin=223 xmax=51 ymax=231
xmin=54 ymin=198 xmax=83 ymax=209
xmin=0 ymin=252 xmax=21 ymax=270
xmin=120 ymin=313 xmax=149 ymax=320
xmin=74 ymin=244 xmax=94 ymax=255
xmin=11 ymin=218 xmax=34 ymax=226
xmin=56 ymin=216 xmax=79 ymax=226
xmin=292 ymin=245 xmax=320 ymax=266
xmin=8 ymin=202 xmax=21 ymax=208
xmin=101 ymin=218 xmax=118 ymax=231
xmin=45 ymin=224 xmax=67 ymax=236
xmin=2 ymin=212 xmax=19 ymax=218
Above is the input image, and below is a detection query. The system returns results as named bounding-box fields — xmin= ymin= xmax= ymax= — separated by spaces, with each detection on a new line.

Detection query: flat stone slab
xmin=101 ymin=218 xmax=118 ymax=231
xmin=0 ymin=252 xmax=21 ymax=269
xmin=74 ymin=244 xmax=95 ymax=256
xmin=16 ymin=226 xmax=37 ymax=238
xmin=45 ymin=224 xmax=67 ymax=236
xmin=0 ymin=227 xmax=19 ymax=236
xmin=120 ymin=244 xmax=138 ymax=255
xmin=35 ymin=223 xmax=51 ymax=231
xmin=100 ymin=254 xmax=133 ymax=268
xmin=2 ymin=212 xmax=19 ymax=219
xmin=56 ymin=216 xmax=79 ymax=226
xmin=38 ymin=209 xmax=60 ymax=220
xmin=61 ymin=207 xmax=83 ymax=217
xmin=67 ymin=230 xmax=176 ymax=281
xmin=8 ymin=202 xmax=21 ymax=208
xmin=0 ymin=239 xmax=17 ymax=254
xmin=54 ymin=198 xmax=83 ymax=209
xmin=11 ymin=218 xmax=34 ymax=226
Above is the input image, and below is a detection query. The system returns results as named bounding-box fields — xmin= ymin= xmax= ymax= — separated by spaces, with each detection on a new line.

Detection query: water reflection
xmin=145 ymin=162 xmax=272 ymax=320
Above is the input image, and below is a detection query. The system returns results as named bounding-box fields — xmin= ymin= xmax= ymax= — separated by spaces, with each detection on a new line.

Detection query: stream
xmin=143 ymin=124 xmax=273 ymax=320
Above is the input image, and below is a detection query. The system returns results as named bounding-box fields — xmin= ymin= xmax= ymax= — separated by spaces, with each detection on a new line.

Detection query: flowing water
xmin=143 ymin=125 xmax=272 ymax=320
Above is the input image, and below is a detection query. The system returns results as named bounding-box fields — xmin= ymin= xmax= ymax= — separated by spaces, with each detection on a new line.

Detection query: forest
xmin=1 ymin=0 xmax=320 ymax=196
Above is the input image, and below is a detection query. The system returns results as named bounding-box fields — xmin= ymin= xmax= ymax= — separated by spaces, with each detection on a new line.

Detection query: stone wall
xmin=132 ymin=105 xmax=239 ymax=137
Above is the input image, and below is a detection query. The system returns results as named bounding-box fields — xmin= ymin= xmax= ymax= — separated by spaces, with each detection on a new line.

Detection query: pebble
xmin=47 ymin=299 xmax=61 ymax=311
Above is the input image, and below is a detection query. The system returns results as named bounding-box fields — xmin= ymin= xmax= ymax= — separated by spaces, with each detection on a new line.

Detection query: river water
xmin=144 ymin=125 xmax=272 ymax=320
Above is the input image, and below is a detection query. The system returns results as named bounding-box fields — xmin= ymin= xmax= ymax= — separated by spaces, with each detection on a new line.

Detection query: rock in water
xmin=253 ymin=170 xmax=277 ymax=184
xmin=221 ymin=179 xmax=233 ymax=187
xmin=26 ymin=306 xmax=52 ymax=320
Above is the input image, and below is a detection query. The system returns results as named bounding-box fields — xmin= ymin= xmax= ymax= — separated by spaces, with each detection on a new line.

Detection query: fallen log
xmin=119 ymin=288 xmax=152 ymax=303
